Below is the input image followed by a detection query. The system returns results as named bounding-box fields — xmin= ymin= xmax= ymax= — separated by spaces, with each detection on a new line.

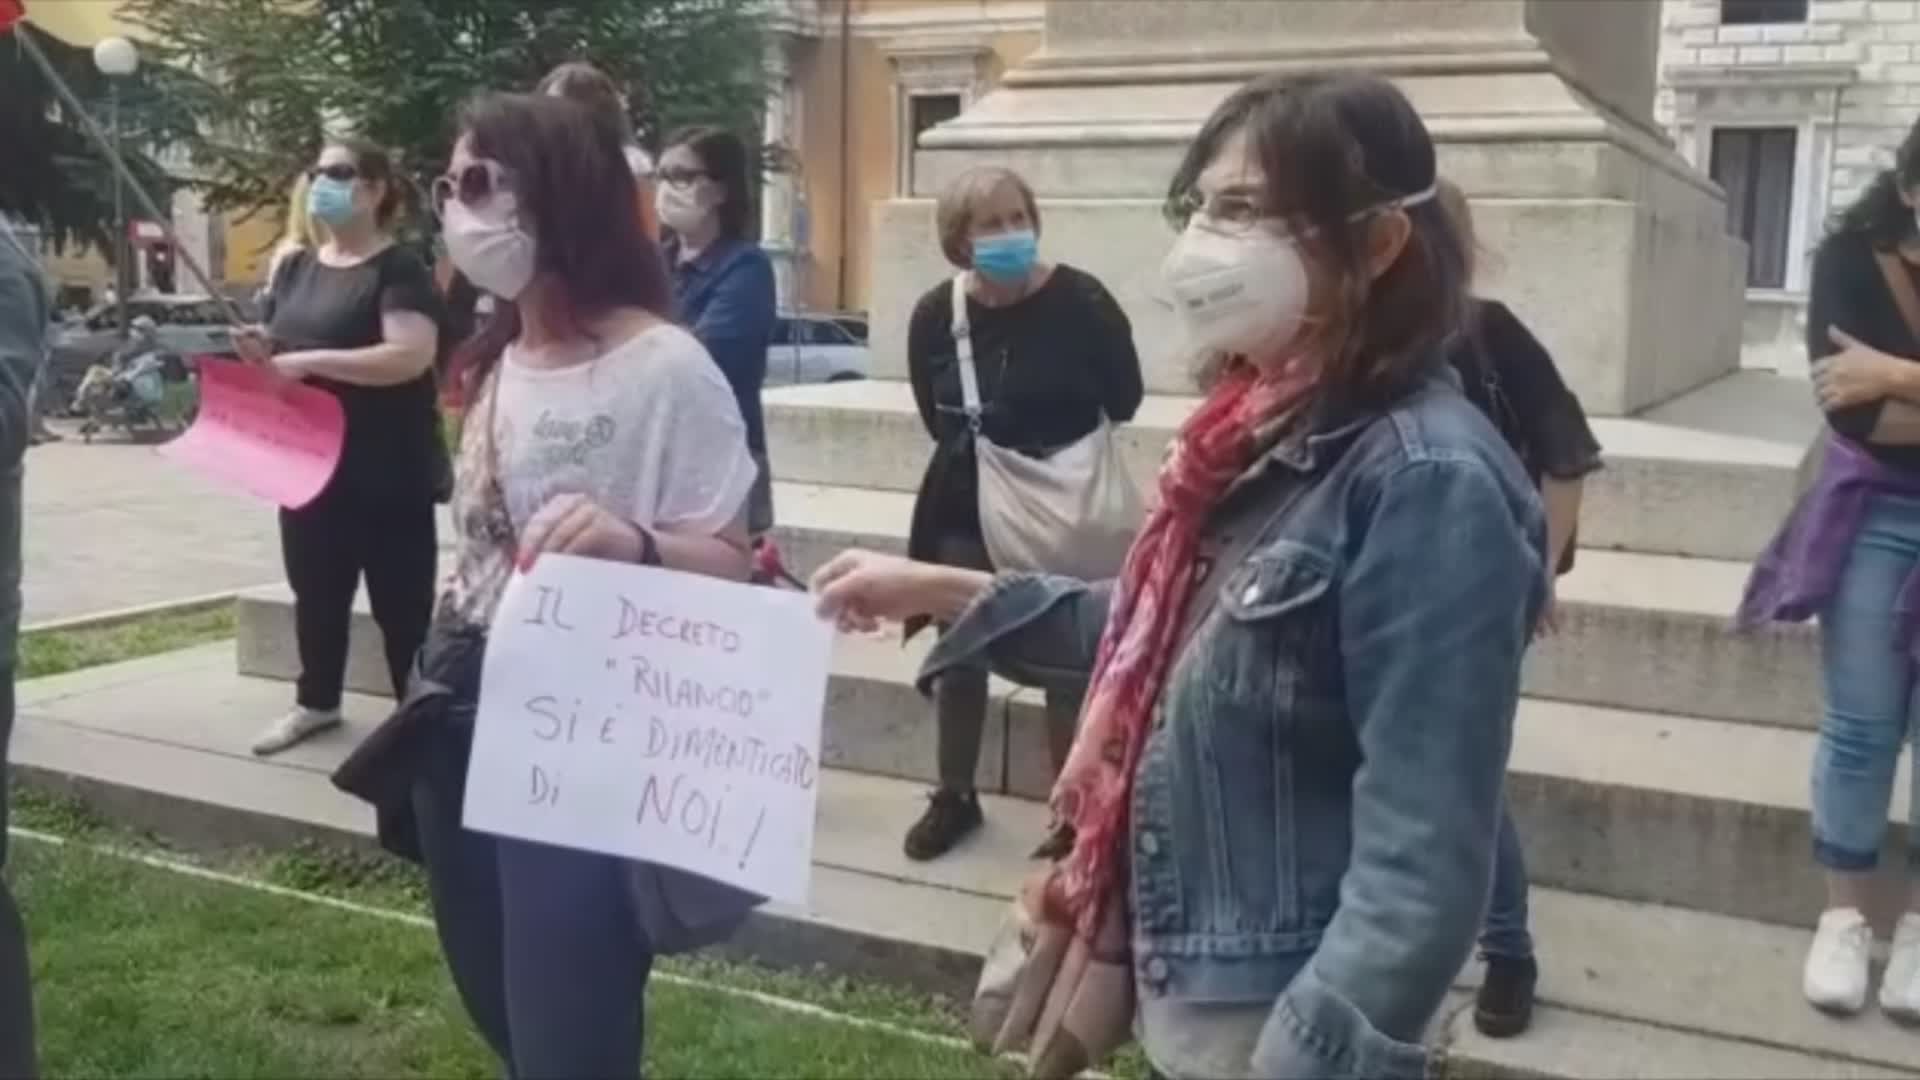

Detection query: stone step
xmin=233 ymin=515 xmax=1823 ymax=735
xmin=685 ymin=631 xmax=1894 ymax=929
xmin=763 ymin=371 xmax=1819 ymax=563
xmin=762 ymin=480 xmax=1819 ymax=730
xmin=15 ymin=646 xmax=1920 ymax=1079
xmin=1438 ymin=885 xmax=1920 ymax=1078
xmin=237 ymin=576 xmax=1852 ymax=927
xmin=733 ymin=628 xmax=1879 ymax=930
xmin=1446 ymin=1004 xmax=1910 ymax=1080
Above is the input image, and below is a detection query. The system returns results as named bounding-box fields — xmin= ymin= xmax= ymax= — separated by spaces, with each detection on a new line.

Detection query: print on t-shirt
xmin=526 ymin=409 xmax=618 ymax=469
xmin=436 ymin=324 xmax=759 ymax=628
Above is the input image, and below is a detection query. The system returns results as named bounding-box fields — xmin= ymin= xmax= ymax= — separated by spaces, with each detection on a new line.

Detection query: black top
xmin=905 ymin=264 xmax=1143 ymax=564
xmin=265 ymin=246 xmax=444 ymax=502
xmin=1806 ymin=228 xmax=1920 ymax=472
xmin=1446 ymin=298 xmax=1602 ymax=576
xmin=1447 ymin=299 xmax=1603 ymax=485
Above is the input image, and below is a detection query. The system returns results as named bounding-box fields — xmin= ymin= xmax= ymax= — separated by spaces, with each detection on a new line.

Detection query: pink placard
xmin=161 ymin=357 xmax=345 ymax=509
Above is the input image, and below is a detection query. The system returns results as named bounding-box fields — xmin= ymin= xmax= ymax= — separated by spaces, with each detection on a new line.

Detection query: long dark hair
xmin=450 ymin=93 xmax=675 ymax=390
xmin=1833 ymin=113 xmax=1920 ymax=251
xmin=663 ymin=125 xmax=753 ymax=244
xmin=1164 ymin=71 xmax=1469 ymax=407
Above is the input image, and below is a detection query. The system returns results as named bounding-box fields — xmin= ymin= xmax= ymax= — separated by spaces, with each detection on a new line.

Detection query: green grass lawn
xmin=14 ymin=833 xmax=1015 ymax=1079
xmin=6 ymin=609 xmax=1024 ymax=1073
xmin=10 ymin=788 xmax=992 ymax=1053
xmin=20 ymin=604 xmax=235 ymax=680
xmin=3 ymin=606 xmax=1134 ymax=1078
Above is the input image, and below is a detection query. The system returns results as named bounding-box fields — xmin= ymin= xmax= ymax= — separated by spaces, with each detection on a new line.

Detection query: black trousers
xmin=0 ymin=462 xmax=37 ymax=1078
xmin=279 ymin=485 xmax=437 ymax=711
xmin=929 ymin=532 xmax=1082 ymax=793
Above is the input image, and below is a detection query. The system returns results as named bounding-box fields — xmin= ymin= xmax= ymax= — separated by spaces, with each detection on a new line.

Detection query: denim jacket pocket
xmin=1157 ymin=543 xmax=1337 ymax=939
xmin=1218 ymin=544 xmax=1334 ymax=621
xmin=1207 ymin=543 xmax=1335 ymax=703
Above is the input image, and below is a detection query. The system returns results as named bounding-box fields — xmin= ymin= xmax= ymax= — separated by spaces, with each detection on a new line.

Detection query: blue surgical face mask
xmin=307 ymin=176 xmax=358 ymax=228
xmin=971 ymin=228 xmax=1038 ymax=283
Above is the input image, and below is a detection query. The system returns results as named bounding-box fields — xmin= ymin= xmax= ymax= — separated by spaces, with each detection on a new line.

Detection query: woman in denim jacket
xmin=813 ymin=71 xmax=1544 ymax=1080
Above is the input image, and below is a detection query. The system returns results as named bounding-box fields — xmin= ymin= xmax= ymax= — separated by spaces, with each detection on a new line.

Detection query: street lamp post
xmin=92 ymin=36 xmax=138 ymax=338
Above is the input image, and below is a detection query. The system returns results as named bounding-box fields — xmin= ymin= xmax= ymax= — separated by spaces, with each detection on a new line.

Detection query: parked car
xmin=827 ymin=314 xmax=868 ymax=344
xmin=48 ymin=295 xmax=239 ymax=414
xmin=766 ymin=311 xmax=869 ymax=387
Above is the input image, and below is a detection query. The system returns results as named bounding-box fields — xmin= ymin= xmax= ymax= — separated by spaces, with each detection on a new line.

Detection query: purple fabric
xmin=1738 ymin=432 xmax=1920 ymax=653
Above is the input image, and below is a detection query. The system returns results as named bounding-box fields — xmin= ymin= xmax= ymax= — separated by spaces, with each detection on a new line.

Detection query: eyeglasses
xmin=308 ymin=163 xmax=359 ymax=183
xmin=1174 ymin=184 xmax=1437 ymax=233
xmin=432 ymin=160 xmax=514 ymax=217
xmin=1172 ymin=188 xmax=1274 ymax=229
xmin=656 ymin=166 xmax=711 ymax=189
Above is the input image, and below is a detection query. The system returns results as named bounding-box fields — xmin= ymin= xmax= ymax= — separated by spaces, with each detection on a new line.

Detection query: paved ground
xmin=21 ymin=428 xmax=282 ymax=626
xmin=19 ymin=422 xmax=453 ymax=627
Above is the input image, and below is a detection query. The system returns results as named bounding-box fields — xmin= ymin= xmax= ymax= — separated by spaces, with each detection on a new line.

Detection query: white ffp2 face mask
xmin=443 ymin=194 xmax=536 ymax=301
xmin=656 ymin=182 xmax=710 ymax=236
xmin=1161 ymin=224 xmax=1310 ymax=360
xmin=1160 ymin=185 xmax=1438 ymax=359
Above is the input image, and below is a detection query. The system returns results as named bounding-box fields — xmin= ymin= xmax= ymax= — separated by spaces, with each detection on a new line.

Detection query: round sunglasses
xmin=431 ymin=160 xmax=514 ymax=217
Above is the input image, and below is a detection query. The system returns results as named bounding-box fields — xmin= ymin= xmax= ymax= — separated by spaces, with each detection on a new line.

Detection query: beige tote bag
xmin=950 ymin=275 xmax=1143 ymax=581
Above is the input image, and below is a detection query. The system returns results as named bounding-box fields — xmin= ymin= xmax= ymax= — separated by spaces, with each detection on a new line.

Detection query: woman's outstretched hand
xmin=811 ymin=549 xmax=994 ymax=634
xmin=232 ymin=324 xmax=273 ymax=365
xmin=811 ymin=550 xmax=922 ymax=633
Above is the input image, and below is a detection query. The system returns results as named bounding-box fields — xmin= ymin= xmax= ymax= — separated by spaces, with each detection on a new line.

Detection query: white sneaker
xmin=1805 ymin=907 xmax=1872 ymax=1014
xmin=1882 ymin=913 xmax=1920 ymax=1021
xmin=251 ymin=706 xmax=342 ymax=757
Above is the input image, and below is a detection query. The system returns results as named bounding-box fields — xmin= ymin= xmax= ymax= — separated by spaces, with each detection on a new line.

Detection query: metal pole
xmin=111 ymin=80 xmax=127 ymax=336
xmin=8 ymin=24 xmax=244 ymax=325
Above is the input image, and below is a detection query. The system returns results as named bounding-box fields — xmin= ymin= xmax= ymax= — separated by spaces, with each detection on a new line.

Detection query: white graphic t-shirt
xmin=439 ymin=322 xmax=757 ymax=626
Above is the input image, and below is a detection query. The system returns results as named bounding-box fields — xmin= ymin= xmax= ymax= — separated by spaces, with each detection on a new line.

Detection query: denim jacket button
xmin=1138 ymin=830 xmax=1160 ymax=857
xmin=1145 ymin=957 xmax=1169 ymax=984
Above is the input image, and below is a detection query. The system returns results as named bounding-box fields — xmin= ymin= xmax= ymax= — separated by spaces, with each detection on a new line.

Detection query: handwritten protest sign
xmin=462 ymin=554 xmax=834 ymax=905
xmin=160 ymin=358 xmax=344 ymax=509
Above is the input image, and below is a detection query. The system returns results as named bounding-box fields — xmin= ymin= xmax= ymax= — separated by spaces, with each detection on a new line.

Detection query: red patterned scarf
xmin=1046 ymin=358 xmax=1317 ymax=935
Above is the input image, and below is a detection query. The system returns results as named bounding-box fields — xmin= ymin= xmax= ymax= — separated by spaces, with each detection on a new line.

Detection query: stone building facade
xmin=1659 ymin=0 xmax=1920 ymax=360
xmin=761 ymin=0 xmax=1042 ymax=314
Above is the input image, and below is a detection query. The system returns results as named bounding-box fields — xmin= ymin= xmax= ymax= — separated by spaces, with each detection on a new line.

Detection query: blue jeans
xmin=415 ymin=741 xmax=656 ymax=1079
xmin=1813 ymin=493 xmax=1920 ymax=872
xmin=1479 ymin=799 xmax=1533 ymax=960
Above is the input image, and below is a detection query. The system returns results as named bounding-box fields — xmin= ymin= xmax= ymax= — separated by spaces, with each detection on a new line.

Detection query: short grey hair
xmin=934 ymin=166 xmax=1040 ymax=270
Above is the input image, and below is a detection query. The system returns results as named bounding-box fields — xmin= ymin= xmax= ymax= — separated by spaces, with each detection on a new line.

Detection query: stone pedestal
xmin=867 ymin=0 xmax=1745 ymax=417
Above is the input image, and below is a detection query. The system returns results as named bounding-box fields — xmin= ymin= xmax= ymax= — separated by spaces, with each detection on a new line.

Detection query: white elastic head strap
xmin=1367 ymin=184 xmax=1436 ymax=217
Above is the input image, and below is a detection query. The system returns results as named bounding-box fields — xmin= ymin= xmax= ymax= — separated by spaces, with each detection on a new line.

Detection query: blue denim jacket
xmin=667 ymin=238 xmax=776 ymax=456
xmin=923 ymin=374 xmax=1544 ymax=1078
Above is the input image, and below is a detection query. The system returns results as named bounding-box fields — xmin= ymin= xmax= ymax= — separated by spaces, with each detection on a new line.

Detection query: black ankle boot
xmin=1474 ymin=954 xmax=1538 ymax=1038
xmin=903 ymin=789 xmax=982 ymax=861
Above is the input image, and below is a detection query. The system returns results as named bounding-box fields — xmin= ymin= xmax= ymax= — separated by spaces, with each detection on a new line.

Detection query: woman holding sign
xmin=812 ymin=73 xmax=1540 ymax=1080
xmin=390 ymin=93 xmax=757 ymax=1080
xmin=237 ymin=138 xmax=445 ymax=757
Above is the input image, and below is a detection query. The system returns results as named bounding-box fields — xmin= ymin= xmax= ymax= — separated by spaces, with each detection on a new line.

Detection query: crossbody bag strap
xmin=949 ymin=274 xmax=983 ymax=433
xmin=1876 ymin=250 xmax=1920 ymax=344
xmin=480 ymin=367 xmax=517 ymax=548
